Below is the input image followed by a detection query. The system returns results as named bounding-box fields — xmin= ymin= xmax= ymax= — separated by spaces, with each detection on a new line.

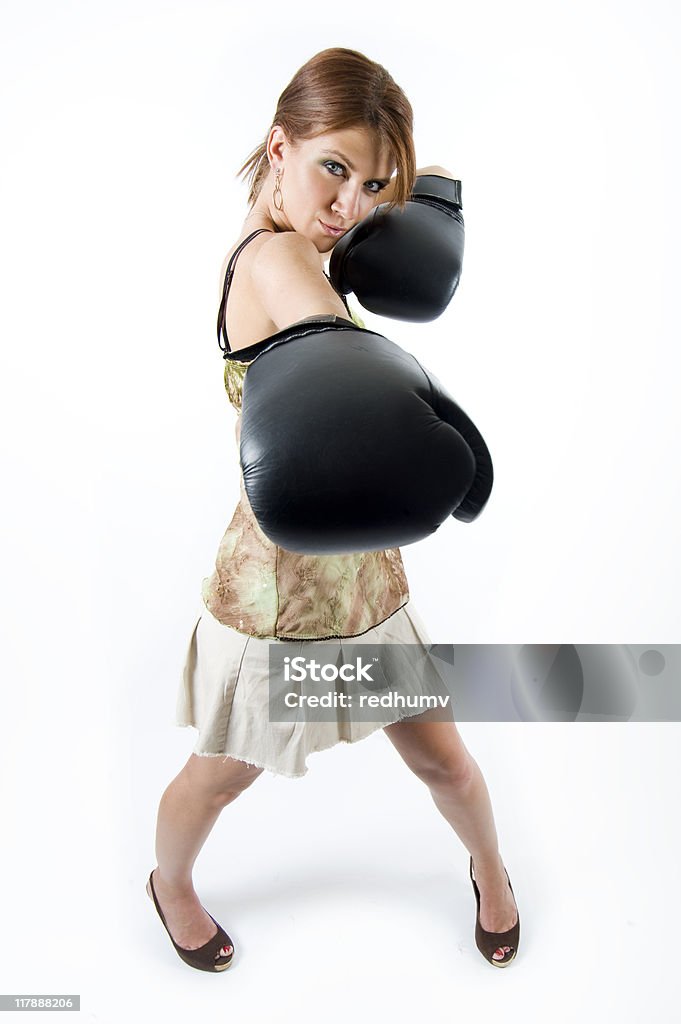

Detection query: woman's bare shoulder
xmin=217 ymin=224 xmax=276 ymax=298
xmin=217 ymin=225 xmax=281 ymax=352
xmin=249 ymin=230 xmax=321 ymax=282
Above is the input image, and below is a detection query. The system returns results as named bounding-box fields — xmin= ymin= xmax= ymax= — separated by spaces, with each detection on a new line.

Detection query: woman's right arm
xmin=232 ymin=232 xmax=350 ymax=448
xmin=250 ymin=231 xmax=350 ymax=329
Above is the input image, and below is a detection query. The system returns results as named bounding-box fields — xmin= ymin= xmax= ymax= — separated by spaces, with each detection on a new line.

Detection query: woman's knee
xmin=420 ymin=749 xmax=475 ymax=790
xmin=183 ymin=752 xmax=264 ymax=803
xmin=385 ymin=721 xmax=474 ymax=789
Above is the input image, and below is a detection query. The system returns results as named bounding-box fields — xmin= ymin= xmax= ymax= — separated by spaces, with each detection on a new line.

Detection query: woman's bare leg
xmin=383 ymin=718 xmax=518 ymax=960
xmin=147 ymin=752 xmax=264 ymax=958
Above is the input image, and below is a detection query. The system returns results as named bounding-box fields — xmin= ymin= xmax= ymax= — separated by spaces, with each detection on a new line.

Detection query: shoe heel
xmin=469 ymin=856 xmax=520 ymax=968
xmin=146 ymin=868 xmax=235 ymax=973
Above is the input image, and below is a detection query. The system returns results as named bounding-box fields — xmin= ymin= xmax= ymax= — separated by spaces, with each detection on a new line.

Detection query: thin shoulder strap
xmin=217 ymin=227 xmax=274 ymax=355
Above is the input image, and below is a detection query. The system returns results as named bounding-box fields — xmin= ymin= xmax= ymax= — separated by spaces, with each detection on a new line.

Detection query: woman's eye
xmin=324 ymin=161 xmax=382 ymax=194
xmin=324 ymin=161 xmax=345 ymax=176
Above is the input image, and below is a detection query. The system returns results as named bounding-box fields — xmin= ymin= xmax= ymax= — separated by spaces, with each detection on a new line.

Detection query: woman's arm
xmin=380 ymin=164 xmax=457 ymax=206
xmin=414 ymin=164 xmax=456 ymax=179
xmin=252 ymin=231 xmax=350 ymax=329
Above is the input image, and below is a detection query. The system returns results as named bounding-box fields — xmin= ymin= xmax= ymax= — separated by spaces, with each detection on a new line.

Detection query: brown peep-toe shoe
xmin=146 ymin=868 xmax=234 ymax=972
xmin=469 ymin=856 xmax=520 ymax=967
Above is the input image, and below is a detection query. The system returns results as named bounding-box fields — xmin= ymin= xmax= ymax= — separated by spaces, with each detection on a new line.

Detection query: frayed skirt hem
xmin=174 ymin=598 xmax=438 ymax=781
xmin=175 ymin=700 xmax=433 ymax=781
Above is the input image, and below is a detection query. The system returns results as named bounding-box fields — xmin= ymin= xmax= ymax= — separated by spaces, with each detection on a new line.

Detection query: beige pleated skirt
xmin=175 ymin=599 xmax=446 ymax=780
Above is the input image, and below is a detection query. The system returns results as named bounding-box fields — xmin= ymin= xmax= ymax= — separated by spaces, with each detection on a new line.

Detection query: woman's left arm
xmin=414 ymin=164 xmax=456 ymax=179
xmin=379 ymin=164 xmax=457 ymax=206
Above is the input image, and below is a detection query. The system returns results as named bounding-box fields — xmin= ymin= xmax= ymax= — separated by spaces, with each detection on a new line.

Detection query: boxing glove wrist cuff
xmin=410 ymin=174 xmax=462 ymax=212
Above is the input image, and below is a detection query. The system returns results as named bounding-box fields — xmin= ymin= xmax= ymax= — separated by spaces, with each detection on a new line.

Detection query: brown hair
xmin=236 ymin=48 xmax=416 ymax=214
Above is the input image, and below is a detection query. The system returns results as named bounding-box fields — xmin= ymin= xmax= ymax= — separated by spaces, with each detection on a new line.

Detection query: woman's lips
xmin=319 ymin=220 xmax=345 ymax=237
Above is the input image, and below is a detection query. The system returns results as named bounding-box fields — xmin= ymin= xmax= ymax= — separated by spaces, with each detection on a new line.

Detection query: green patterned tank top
xmin=202 ymin=237 xmax=410 ymax=640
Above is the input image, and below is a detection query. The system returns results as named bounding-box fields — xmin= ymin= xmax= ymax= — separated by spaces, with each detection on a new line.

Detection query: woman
xmin=146 ymin=47 xmax=520 ymax=972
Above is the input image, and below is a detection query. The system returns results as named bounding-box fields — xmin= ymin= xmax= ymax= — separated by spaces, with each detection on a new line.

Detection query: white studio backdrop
xmin=1 ymin=1 xmax=679 ymax=1022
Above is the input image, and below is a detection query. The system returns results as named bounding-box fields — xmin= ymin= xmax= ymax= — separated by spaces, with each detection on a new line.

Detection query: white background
xmin=1 ymin=0 xmax=679 ymax=1020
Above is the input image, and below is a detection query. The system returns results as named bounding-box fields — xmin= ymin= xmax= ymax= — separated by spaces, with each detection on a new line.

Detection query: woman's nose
xmin=331 ymin=182 xmax=363 ymax=223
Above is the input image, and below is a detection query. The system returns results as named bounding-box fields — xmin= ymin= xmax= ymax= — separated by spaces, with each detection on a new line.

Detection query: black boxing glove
xmin=328 ymin=175 xmax=464 ymax=323
xmin=239 ymin=318 xmax=492 ymax=554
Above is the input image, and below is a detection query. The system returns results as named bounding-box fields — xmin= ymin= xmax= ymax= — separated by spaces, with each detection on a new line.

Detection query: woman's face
xmin=269 ymin=125 xmax=396 ymax=251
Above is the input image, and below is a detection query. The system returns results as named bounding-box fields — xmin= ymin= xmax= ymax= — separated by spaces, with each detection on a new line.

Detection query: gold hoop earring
xmin=273 ymin=169 xmax=284 ymax=211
